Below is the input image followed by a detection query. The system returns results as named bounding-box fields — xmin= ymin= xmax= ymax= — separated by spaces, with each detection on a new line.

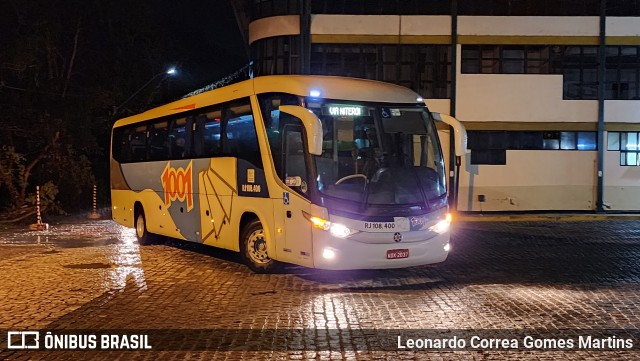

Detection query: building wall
xmin=245 ymin=8 xmax=640 ymax=212
xmin=457 ymin=74 xmax=598 ymax=123
xmin=458 ymin=151 xmax=597 ymax=211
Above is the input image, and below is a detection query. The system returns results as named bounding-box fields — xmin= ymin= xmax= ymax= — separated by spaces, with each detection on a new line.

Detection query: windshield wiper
xmin=361 ymin=177 xmax=371 ymax=212
xmin=411 ymin=164 xmax=431 ymax=211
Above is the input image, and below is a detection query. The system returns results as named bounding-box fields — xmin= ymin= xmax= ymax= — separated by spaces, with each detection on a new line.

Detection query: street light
xmin=112 ymin=67 xmax=177 ymax=117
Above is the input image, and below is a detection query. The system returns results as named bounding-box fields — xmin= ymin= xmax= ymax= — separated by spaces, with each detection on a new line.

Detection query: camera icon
xmin=7 ymin=331 xmax=40 ymax=349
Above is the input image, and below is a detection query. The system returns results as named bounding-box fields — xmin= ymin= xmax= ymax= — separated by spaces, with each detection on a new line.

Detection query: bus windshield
xmin=308 ymin=101 xmax=446 ymax=209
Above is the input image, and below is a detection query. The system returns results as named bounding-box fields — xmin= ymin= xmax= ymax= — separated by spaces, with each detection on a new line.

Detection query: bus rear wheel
xmin=135 ymin=208 xmax=157 ymax=245
xmin=240 ymin=219 xmax=278 ymax=273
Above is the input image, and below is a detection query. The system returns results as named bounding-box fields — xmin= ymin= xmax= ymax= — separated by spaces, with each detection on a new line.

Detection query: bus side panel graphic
xmin=120 ymin=159 xmax=209 ymax=242
xmin=199 ymin=158 xmax=237 ymax=248
xmin=161 ymin=161 xmax=194 ymax=211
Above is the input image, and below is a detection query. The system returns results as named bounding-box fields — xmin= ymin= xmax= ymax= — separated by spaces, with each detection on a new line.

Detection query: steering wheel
xmin=335 ymin=174 xmax=368 ymax=185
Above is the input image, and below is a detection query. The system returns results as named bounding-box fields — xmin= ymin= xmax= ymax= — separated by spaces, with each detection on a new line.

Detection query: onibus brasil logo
xmin=161 ymin=161 xmax=193 ymax=211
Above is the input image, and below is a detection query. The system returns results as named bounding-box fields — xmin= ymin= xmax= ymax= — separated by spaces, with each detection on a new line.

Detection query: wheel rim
xmin=246 ymin=228 xmax=270 ymax=265
xmin=135 ymin=214 xmax=145 ymax=239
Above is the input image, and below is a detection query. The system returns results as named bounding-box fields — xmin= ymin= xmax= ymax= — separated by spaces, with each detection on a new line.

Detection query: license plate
xmin=386 ymin=249 xmax=409 ymax=259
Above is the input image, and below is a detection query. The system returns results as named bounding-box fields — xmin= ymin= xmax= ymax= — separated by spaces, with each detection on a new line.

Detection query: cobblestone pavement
xmin=0 ymin=219 xmax=639 ymax=360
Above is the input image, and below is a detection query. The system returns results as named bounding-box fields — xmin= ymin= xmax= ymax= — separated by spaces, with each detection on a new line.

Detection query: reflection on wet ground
xmin=1 ymin=218 xmax=640 ymax=359
xmin=0 ymin=220 xmax=122 ymax=248
xmin=0 ymin=219 xmax=148 ymax=293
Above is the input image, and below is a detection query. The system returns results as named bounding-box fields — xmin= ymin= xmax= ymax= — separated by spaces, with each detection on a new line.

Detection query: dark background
xmin=0 ymin=0 xmax=248 ymax=215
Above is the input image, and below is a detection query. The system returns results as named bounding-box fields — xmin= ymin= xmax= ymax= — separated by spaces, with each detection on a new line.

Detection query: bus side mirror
xmin=279 ymin=105 xmax=323 ymax=155
xmin=431 ymin=112 xmax=468 ymax=157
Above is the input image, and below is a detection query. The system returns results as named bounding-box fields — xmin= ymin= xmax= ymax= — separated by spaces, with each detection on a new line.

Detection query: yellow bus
xmin=110 ymin=75 xmax=466 ymax=272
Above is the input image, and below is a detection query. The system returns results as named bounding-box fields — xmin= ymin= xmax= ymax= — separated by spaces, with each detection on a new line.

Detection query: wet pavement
xmin=0 ymin=218 xmax=639 ymax=360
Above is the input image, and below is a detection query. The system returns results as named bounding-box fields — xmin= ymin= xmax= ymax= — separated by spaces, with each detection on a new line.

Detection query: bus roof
xmin=113 ymin=75 xmax=423 ymax=128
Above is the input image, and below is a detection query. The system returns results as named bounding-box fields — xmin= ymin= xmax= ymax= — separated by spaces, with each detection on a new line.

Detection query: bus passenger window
xmin=283 ymin=125 xmax=309 ymax=196
xmin=224 ymin=99 xmax=262 ymax=168
xmin=169 ymin=118 xmax=188 ymax=159
xmin=130 ymin=125 xmax=148 ymax=161
xmin=200 ymin=109 xmax=222 ymax=157
xmin=258 ymin=92 xmax=301 ymax=179
xmin=112 ymin=127 xmax=131 ymax=162
xmin=149 ymin=122 xmax=169 ymax=161
xmin=192 ymin=114 xmax=207 ymax=156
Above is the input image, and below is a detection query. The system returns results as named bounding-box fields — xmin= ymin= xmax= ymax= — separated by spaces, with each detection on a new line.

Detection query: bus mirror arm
xmin=279 ymin=105 xmax=323 ymax=156
xmin=430 ymin=112 xmax=469 ymax=157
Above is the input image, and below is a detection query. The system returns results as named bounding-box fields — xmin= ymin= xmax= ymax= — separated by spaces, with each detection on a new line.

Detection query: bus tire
xmin=135 ymin=208 xmax=157 ymax=245
xmin=240 ymin=219 xmax=278 ymax=273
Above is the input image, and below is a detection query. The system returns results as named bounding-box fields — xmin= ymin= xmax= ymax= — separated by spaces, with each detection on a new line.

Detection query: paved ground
xmin=0 ymin=218 xmax=639 ymax=360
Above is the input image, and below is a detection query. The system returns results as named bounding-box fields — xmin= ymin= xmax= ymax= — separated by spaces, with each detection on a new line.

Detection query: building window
xmin=467 ymin=130 xmax=598 ymax=165
xmin=461 ymin=45 xmax=598 ymax=100
xmin=608 ymin=131 xmax=640 ymax=166
xmin=251 ymin=0 xmax=300 ymax=20
xmin=310 ymin=0 xmax=451 ymax=15
xmin=607 ymin=0 xmax=640 ymax=16
xmin=470 ymin=150 xmax=506 ymax=165
xmin=251 ymin=36 xmax=301 ymax=76
xmin=311 ymin=44 xmax=451 ymax=99
xmin=605 ymin=46 xmax=640 ymax=100
xmin=249 ymin=0 xmax=640 ymax=19
xmin=458 ymin=0 xmax=600 ymax=16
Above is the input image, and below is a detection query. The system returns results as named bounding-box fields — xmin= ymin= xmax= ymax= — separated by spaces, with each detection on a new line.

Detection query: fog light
xmin=444 ymin=243 xmax=451 ymax=252
xmin=322 ymin=248 xmax=336 ymax=260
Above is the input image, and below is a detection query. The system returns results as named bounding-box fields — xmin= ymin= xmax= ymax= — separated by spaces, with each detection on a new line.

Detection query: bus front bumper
xmin=311 ymin=229 xmax=450 ymax=270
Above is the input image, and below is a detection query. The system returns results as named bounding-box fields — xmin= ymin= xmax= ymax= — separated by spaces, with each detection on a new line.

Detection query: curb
xmin=455 ymin=214 xmax=640 ymax=222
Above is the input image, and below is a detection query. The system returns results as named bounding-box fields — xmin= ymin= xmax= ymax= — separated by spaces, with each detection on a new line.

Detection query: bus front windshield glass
xmin=309 ymin=102 xmax=446 ymax=208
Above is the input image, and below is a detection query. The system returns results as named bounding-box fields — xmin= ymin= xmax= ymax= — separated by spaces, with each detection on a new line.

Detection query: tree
xmin=0 ymin=0 xmax=179 ymax=215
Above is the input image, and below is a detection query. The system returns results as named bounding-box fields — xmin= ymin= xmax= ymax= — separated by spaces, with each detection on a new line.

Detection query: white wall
xmin=400 ymin=16 xmax=451 ymax=36
xmin=606 ymin=17 xmax=640 ymax=36
xmin=424 ymin=99 xmax=450 ymax=114
xmin=458 ymin=16 xmax=599 ymax=36
xmin=310 ymin=15 xmax=451 ymax=36
xmin=248 ymin=15 xmax=300 ymax=44
xmin=458 ymin=151 xmax=597 ymax=211
xmin=311 ymin=15 xmax=399 ymax=35
xmin=457 ymin=74 xmax=598 ymax=123
xmin=603 ymin=131 xmax=640 ymax=210
xmin=605 ymin=101 xmax=640 ymax=123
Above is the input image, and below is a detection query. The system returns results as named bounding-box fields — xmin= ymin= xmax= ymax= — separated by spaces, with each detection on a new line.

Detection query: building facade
xmin=233 ymin=0 xmax=640 ymax=212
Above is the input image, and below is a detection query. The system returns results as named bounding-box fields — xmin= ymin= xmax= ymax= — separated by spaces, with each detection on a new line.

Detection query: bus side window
xmin=200 ymin=108 xmax=222 ymax=157
xmin=282 ymin=123 xmax=309 ymax=197
xmin=224 ymin=98 xmax=263 ymax=169
xmin=192 ymin=114 xmax=207 ymax=157
xmin=130 ymin=125 xmax=148 ymax=162
xmin=169 ymin=118 xmax=188 ymax=159
xmin=148 ymin=122 xmax=169 ymax=161
xmin=258 ymin=93 xmax=300 ymax=178
xmin=112 ymin=127 xmax=131 ymax=162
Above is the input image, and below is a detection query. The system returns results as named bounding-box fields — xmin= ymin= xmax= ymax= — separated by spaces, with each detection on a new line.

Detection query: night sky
xmin=0 ymin=0 xmax=251 ymax=211
xmin=152 ymin=0 xmax=249 ymax=96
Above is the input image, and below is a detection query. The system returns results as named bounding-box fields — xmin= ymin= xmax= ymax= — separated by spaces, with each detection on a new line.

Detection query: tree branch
xmin=62 ymin=18 xmax=81 ymax=98
xmin=17 ymin=131 xmax=60 ymax=206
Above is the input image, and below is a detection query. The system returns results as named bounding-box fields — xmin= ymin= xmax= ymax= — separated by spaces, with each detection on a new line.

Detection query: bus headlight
xmin=429 ymin=213 xmax=452 ymax=234
xmin=303 ymin=212 xmax=358 ymax=238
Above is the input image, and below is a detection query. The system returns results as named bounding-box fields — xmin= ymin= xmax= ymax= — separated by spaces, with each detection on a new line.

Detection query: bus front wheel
xmin=240 ymin=219 xmax=278 ymax=273
xmin=135 ymin=208 xmax=157 ymax=245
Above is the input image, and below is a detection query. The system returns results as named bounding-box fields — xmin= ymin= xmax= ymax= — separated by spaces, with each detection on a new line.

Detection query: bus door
xmin=279 ymin=124 xmax=313 ymax=267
